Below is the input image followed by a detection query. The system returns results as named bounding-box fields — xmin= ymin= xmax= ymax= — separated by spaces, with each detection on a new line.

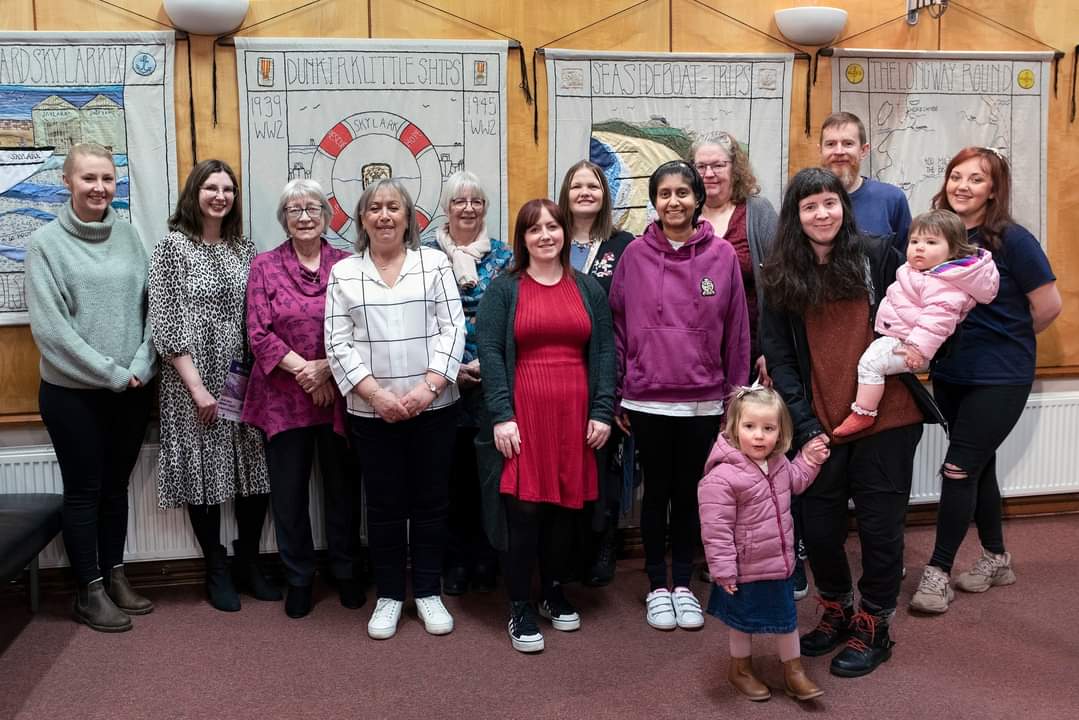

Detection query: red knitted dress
xmin=499 ymin=272 xmax=597 ymax=508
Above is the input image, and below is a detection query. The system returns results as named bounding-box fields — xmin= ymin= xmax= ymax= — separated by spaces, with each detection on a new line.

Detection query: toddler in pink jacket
xmin=698 ymin=386 xmax=829 ymax=703
xmin=834 ymin=209 xmax=999 ymax=437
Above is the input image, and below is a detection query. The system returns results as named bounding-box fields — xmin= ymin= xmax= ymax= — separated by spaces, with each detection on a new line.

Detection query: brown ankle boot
xmin=783 ymin=657 xmax=823 ymax=701
xmin=106 ymin=566 xmax=154 ymax=615
xmin=728 ymin=656 xmax=771 ymax=701
xmin=74 ymin=579 xmax=132 ymax=633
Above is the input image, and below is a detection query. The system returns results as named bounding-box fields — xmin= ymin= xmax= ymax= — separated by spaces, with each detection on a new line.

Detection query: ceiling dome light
xmin=163 ymin=0 xmax=250 ymax=36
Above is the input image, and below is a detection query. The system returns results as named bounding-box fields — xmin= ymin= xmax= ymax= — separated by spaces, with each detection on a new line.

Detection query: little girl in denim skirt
xmin=698 ymin=386 xmax=830 ymax=702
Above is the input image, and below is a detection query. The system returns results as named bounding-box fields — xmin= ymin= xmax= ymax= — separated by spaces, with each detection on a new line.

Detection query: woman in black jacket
xmin=760 ymin=168 xmax=940 ymax=679
xmin=558 ymin=160 xmax=634 ymax=585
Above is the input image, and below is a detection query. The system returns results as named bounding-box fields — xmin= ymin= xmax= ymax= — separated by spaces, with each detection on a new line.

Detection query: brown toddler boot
xmin=783 ymin=657 xmax=824 ymax=701
xmin=728 ymin=656 xmax=771 ymax=701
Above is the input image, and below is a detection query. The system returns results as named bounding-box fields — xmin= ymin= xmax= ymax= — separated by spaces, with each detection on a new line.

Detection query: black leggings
xmin=446 ymin=426 xmax=496 ymax=571
xmin=928 ymin=380 xmax=1031 ymax=573
xmin=38 ymin=381 xmax=151 ymax=586
xmin=628 ymin=412 xmax=721 ymax=590
xmin=186 ymin=494 xmax=271 ymax=559
xmin=266 ymin=424 xmax=357 ymax=586
xmin=502 ymin=496 xmax=573 ymax=603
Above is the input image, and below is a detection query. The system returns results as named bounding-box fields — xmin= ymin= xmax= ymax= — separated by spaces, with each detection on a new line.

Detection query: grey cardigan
xmin=745 ymin=194 xmax=779 ymax=311
xmin=476 ymin=269 xmax=616 ymax=426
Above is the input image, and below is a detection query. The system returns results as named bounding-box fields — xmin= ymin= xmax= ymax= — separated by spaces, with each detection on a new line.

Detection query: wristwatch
xmin=424 ymin=380 xmax=439 ymax=396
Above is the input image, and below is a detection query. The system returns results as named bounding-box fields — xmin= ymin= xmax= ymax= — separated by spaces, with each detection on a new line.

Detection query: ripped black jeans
xmin=928 ymin=380 xmax=1031 ymax=574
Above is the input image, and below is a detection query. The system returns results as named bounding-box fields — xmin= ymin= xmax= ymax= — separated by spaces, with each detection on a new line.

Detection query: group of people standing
xmin=27 ymin=108 xmax=1059 ymax=700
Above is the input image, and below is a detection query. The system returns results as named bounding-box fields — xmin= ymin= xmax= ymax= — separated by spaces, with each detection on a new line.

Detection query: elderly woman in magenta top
xmin=610 ymin=160 xmax=750 ymax=633
xmin=243 ymin=178 xmax=360 ymax=619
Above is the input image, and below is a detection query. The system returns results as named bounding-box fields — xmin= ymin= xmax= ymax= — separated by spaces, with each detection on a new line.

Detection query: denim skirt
xmin=706 ymin=576 xmax=797 ymax=634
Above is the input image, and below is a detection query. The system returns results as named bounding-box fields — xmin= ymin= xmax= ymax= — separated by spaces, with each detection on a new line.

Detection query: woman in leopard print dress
xmin=148 ymin=159 xmax=279 ymax=612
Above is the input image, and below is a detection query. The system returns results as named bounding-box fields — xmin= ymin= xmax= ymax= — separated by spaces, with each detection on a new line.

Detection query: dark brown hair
xmin=511 ymin=199 xmax=571 ymax=274
xmin=762 ymin=167 xmax=867 ymax=315
xmin=558 ymin=160 xmax=613 ymax=244
xmin=931 ymin=146 xmax=1013 ymax=253
xmin=169 ymin=159 xmax=243 ymax=245
xmin=909 ymin=209 xmax=977 ymax=260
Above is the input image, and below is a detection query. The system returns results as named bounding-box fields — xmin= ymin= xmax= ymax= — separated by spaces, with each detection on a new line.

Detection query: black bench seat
xmin=0 ymin=493 xmax=63 ymax=612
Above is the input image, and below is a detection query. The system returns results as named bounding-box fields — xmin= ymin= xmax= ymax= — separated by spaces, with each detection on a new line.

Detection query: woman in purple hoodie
xmin=609 ymin=160 xmax=750 ymax=632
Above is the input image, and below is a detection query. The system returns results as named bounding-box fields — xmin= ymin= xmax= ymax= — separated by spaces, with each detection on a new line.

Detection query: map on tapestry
xmin=0 ymin=32 xmax=177 ymax=325
xmin=832 ymin=50 xmax=1050 ymax=243
xmin=235 ymin=39 xmax=509 ymax=252
xmin=546 ymin=50 xmax=793 ymax=236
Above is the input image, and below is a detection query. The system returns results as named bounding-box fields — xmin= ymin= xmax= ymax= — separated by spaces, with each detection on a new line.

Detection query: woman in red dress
xmin=477 ymin=199 xmax=615 ymax=653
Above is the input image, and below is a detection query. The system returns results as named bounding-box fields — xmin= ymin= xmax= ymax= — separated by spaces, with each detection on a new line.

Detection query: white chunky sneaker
xmin=415 ymin=595 xmax=454 ymax=635
xmin=645 ymin=588 xmax=677 ymax=631
xmin=671 ymin=587 xmax=705 ymax=629
xmin=367 ymin=597 xmax=403 ymax=640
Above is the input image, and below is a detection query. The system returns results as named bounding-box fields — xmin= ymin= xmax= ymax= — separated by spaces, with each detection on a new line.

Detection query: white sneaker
xmin=671 ymin=587 xmax=704 ymax=629
xmin=645 ymin=588 xmax=677 ymax=631
xmin=367 ymin=597 xmax=403 ymax=640
xmin=415 ymin=595 xmax=454 ymax=635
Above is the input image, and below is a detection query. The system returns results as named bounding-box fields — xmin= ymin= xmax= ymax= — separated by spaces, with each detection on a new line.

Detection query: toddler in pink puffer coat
xmin=698 ymin=386 xmax=829 ymax=703
xmin=834 ymin=209 xmax=999 ymax=437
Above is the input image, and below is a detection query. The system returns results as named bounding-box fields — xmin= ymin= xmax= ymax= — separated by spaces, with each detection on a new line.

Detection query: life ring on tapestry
xmin=310 ymin=111 xmax=442 ymax=239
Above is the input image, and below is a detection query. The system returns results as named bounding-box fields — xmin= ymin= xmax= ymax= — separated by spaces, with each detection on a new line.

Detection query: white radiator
xmin=4 ymin=392 xmax=1079 ymax=569
xmin=0 ymin=443 xmax=337 ymax=570
xmin=909 ymin=391 xmax=1079 ymax=503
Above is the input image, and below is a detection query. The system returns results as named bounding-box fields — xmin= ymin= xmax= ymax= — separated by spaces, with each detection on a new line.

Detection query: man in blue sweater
xmin=819 ymin=112 xmax=912 ymax=253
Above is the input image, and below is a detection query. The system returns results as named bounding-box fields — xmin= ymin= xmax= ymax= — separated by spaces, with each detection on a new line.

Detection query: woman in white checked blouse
xmin=325 ymin=178 xmax=466 ymax=641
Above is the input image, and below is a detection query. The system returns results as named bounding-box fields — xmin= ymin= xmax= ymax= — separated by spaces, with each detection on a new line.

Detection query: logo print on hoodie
xmin=700 ymin=277 xmax=716 ymax=297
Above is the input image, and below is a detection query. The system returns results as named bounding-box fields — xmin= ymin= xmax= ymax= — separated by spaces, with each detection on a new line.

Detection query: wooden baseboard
xmin=4 ymin=495 xmax=1076 ymax=600
xmin=617 ymin=493 xmax=1079 ymax=558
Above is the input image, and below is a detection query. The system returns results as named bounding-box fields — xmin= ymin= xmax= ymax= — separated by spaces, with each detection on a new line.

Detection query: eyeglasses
xmin=694 ymin=162 xmax=730 ymax=175
xmin=200 ymin=184 xmax=236 ymax=195
xmin=450 ymin=197 xmax=485 ymax=209
xmin=285 ymin=206 xmax=322 ymax=219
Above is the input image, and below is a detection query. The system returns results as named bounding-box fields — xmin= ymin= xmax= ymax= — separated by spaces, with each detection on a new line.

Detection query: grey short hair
xmin=440 ymin=170 xmax=488 ymax=216
xmin=353 ymin=178 xmax=421 ymax=253
xmin=276 ymin=178 xmax=333 ymax=233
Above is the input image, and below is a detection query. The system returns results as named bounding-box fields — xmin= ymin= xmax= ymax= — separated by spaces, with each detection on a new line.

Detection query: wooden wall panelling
xmin=2 ymin=0 xmax=1078 ymax=416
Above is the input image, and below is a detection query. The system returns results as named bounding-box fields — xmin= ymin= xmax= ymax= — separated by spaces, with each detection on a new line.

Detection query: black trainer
xmin=830 ymin=609 xmax=894 ymax=677
xmin=792 ymin=558 xmax=809 ymax=601
xmin=538 ymin=588 xmax=581 ymax=631
xmin=508 ymin=601 xmax=544 ymax=653
xmin=800 ymin=597 xmax=854 ymax=656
